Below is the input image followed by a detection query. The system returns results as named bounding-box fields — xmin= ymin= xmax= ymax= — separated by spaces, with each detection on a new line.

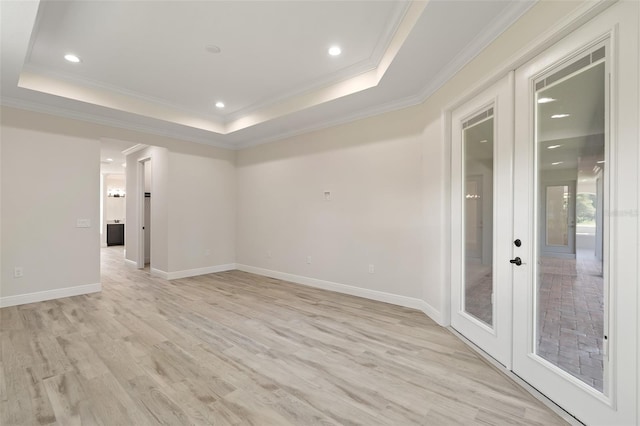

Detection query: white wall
xmin=235 ymin=0 xmax=590 ymax=322
xmin=168 ymin=151 xmax=236 ymax=274
xmin=1 ymin=2 xmax=638 ymax=422
xmin=0 ymin=113 xmax=101 ymax=306
xmin=0 ymin=106 xmax=237 ymax=304
xmin=0 ymin=0 xmax=617 ymax=320
xmin=237 ymin=111 xmax=425 ymax=301
xmin=125 ymin=144 xmax=236 ymax=278
xmin=144 ymin=160 xmax=152 ymax=192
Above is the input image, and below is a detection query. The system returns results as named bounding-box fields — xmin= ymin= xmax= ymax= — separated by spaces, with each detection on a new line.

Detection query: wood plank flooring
xmin=0 ymin=246 xmax=568 ymax=425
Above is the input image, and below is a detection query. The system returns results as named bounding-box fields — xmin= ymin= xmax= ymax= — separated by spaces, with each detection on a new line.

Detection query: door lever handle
xmin=509 ymin=257 xmax=522 ymax=266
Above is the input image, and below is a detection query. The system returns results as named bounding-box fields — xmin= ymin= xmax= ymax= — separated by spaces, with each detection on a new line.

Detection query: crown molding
xmin=18 ymin=2 xmax=424 ymax=137
xmin=235 ymin=1 xmax=538 ymax=149
xmin=20 ymin=2 xmax=413 ymax=135
xmin=224 ymin=1 xmax=412 ymax=122
xmin=121 ymin=143 xmax=150 ymax=156
xmin=239 ymin=0 xmax=615 ymax=150
xmin=18 ymin=69 xmax=228 ymax=134
xmin=0 ymin=0 xmax=525 ymax=154
xmin=225 ymin=1 xmax=427 ymax=134
xmin=0 ymin=96 xmax=235 ymax=150
xmin=22 ymin=63 xmax=222 ymax=123
xmin=235 ymin=91 xmax=425 ymax=149
xmin=367 ymin=0 xmax=413 ymax=76
xmin=415 ymin=0 xmax=537 ymax=105
xmin=5 ymin=0 xmax=611 ymax=152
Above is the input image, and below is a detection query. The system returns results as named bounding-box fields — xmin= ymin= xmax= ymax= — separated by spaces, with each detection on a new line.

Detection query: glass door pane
xmin=463 ymin=110 xmax=494 ymax=327
xmin=451 ymin=73 xmax=513 ymax=368
xmin=535 ymin=51 xmax=606 ymax=392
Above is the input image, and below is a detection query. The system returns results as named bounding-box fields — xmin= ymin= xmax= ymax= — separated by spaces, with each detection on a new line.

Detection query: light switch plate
xmin=76 ymin=218 xmax=91 ymax=228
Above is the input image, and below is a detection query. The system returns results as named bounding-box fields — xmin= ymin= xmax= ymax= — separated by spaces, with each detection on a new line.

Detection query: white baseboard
xmin=150 ymin=268 xmax=168 ymax=279
xmin=0 ymin=283 xmax=102 ymax=308
xmin=418 ymin=300 xmax=443 ymax=325
xmin=167 ymin=263 xmax=236 ymax=280
xmin=149 ymin=264 xmax=235 ymax=280
xmin=124 ymin=258 xmax=138 ymax=268
xmin=236 ymin=264 xmax=442 ymax=324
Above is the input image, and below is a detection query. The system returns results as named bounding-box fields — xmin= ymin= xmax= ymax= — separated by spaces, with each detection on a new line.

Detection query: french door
xmin=452 ymin=1 xmax=638 ymax=424
xmin=512 ymin=2 xmax=638 ymax=423
xmin=450 ymin=73 xmax=514 ymax=368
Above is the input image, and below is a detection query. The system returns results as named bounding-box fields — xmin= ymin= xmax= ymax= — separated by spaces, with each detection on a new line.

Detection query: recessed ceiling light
xmin=552 ymin=161 xmax=563 ymax=165
xmin=547 ymin=145 xmax=562 ymax=149
xmin=64 ymin=54 xmax=81 ymax=63
xmin=479 ymin=139 xmax=488 ymax=143
xmin=205 ymin=45 xmax=221 ymax=54
xmin=105 ymin=158 xmax=113 ymax=162
xmin=328 ymin=46 xmax=342 ymax=56
xmin=551 ymin=114 xmax=570 ymax=119
xmin=538 ymin=97 xmax=556 ymax=104
xmin=215 ymin=101 xmax=225 ymax=109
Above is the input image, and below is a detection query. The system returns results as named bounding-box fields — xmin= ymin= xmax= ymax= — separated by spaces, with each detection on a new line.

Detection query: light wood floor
xmin=0 ymin=247 xmax=568 ymax=425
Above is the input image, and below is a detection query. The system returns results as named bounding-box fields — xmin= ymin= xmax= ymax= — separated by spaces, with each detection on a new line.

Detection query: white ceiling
xmin=100 ymin=138 xmax=135 ymax=174
xmin=538 ymin=60 xmax=605 ymax=142
xmin=1 ymin=0 xmax=536 ymax=149
xmin=538 ymin=61 xmax=605 ymax=179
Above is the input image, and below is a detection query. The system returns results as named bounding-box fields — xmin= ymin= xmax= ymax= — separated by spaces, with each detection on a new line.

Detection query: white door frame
xmin=137 ymin=157 xmax=151 ymax=269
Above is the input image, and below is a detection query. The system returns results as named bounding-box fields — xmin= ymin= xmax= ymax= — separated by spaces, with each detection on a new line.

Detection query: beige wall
xmin=0 ymin=106 xmax=237 ymax=303
xmin=168 ymin=151 xmax=236 ymax=273
xmin=1 ymin=2 xmax=638 ymax=422
xmin=124 ymin=141 xmax=236 ymax=277
xmin=237 ymin=107 xmax=426 ymax=300
xmin=1 ymin=117 xmax=100 ymax=304
xmin=235 ymin=0 xmax=589 ymax=321
xmin=0 ymin=0 xmax=600 ymax=316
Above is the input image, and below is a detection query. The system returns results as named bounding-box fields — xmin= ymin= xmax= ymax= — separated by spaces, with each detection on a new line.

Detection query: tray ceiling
xmin=1 ymin=1 xmax=536 ymax=149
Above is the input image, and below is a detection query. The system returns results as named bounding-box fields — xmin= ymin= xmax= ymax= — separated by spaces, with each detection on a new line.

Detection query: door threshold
xmin=447 ymin=327 xmax=583 ymax=426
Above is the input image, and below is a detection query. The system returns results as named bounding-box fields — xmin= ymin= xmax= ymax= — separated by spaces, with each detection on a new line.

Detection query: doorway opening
xmin=138 ymin=158 xmax=152 ymax=269
xmin=99 ymin=139 xmax=136 ymax=272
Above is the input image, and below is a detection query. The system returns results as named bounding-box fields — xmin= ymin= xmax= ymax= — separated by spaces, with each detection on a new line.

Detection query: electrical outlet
xmin=306 ymin=256 xmax=312 ymax=264
xmin=324 ymin=191 xmax=331 ymax=201
xmin=368 ymin=264 xmax=375 ymax=274
xmin=14 ymin=267 xmax=23 ymax=278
